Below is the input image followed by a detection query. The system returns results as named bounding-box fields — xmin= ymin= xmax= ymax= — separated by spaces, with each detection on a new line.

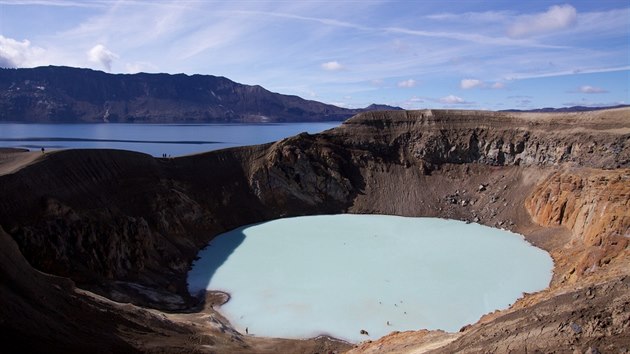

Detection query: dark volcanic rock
xmin=0 ymin=66 xmax=400 ymax=123
xmin=0 ymin=226 xmax=140 ymax=353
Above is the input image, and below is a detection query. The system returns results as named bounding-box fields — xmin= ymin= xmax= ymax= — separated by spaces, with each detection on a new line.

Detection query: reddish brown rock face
xmin=526 ymin=169 xmax=630 ymax=283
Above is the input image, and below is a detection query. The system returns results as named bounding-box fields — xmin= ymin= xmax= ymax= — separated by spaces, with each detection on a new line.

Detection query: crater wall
xmin=0 ymin=108 xmax=628 ymax=352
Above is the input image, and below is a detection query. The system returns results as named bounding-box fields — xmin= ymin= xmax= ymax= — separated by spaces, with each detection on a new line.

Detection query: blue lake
xmin=0 ymin=122 xmax=340 ymax=156
xmin=188 ymin=214 xmax=554 ymax=343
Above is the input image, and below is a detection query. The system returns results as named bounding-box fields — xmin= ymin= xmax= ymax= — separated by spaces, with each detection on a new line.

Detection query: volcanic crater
xmin=0 ymin=108 xmax=628 ymax=353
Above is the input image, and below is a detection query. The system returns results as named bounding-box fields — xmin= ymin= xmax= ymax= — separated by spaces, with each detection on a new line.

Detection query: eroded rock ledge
xmin=0 ymin=108 xmax=628 ymax=353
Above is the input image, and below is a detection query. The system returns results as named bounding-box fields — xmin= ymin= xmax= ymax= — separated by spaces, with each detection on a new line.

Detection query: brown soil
xmin=0 ymin=148 xmax=44 ymax=176
xmin=0 ymin=108 xmax=628 ymax=353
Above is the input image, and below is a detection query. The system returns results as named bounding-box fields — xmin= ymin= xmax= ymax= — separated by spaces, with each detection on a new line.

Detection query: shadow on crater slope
xmin=187 ymin=228 xmax=247 ymax=297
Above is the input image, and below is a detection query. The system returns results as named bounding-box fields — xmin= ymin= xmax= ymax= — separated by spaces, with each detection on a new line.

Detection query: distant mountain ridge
xmin=500 ymin=104 xmax=630 ymax=113
xmin=0 ymin=66 xmax=402 ymax=123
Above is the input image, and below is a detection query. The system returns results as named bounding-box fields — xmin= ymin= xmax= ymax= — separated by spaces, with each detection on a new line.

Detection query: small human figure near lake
xmin=41 ymin=147 xmax=45 ymax=153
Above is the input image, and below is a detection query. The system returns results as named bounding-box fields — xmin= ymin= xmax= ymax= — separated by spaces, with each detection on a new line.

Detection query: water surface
xmin=188 ymin=214 xmax=553 ymax=343
xmin=0 ymin=122 xmax=340 ymax=156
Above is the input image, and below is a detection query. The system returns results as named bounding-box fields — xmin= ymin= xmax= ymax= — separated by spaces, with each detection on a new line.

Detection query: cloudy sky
xmin=0 ymin=0 xmax=628 ymax=110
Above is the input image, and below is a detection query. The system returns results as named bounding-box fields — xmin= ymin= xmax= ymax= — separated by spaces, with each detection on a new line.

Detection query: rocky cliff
xmin=0 ymin=107 xmax=628 ymax=353
xmin=0 ymin=66 xmax=400 ymax=123
xmin=526 ymin=169 xmax=629 ymax=284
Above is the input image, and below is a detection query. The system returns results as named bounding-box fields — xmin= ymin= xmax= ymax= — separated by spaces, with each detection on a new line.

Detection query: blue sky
xmin=0 ymin=0 xmax=628 ymax=110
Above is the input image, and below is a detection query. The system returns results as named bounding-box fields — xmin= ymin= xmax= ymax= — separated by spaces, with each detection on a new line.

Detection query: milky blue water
xmin=0 ymin=122 xmax=340 ymax=156
xmin=188 ymin=214 xmax=553 ymax=343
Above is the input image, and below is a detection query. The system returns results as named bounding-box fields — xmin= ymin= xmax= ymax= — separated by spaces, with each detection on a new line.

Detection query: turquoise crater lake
xmin=187 ymin=214 xmax=553 ymax=343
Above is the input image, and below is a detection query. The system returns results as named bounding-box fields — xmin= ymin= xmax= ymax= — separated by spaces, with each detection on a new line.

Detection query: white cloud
xmin=370 ymin=79 xmax=384 ymax=87
xmin=399 ymin=96 xmax=426 ymax=109
xmin=176 ymin=19 xmax=249 ymax=60
xmin=504 ymin=66 xmax=630 ymax=81
xmin=397 ymin=79 xmax=416 ymax=88
xmin=385 ymin=26 xmax=566 ymax=49
xmin=578 ymin=85 xmax=608 ymax=94
xmin=125 ymin=61 xmax=158 ymax=74
xmin=321 ymin=61 xmax=344 ymax=71
xmin=439 ymin=95 xmax=466 ymax=104
xmin=87 ymin=44 xmax=118 ymax=71
xmin=460 ymin=79 xmax=484 ymax=89
xmin=0 ymin=35 xmax=45 ymax=68
xmin=0 ymin=1 xmax=105 ymax=8
xmin=570 ymin=8 xmax=630 ymax=38
xmin=460 ymin=79 xmax=505 ymax=90
xmin=508 ymin=4 xmax=577 ymax=38
xmin=425 ymin=10 xmax=510 ymax=23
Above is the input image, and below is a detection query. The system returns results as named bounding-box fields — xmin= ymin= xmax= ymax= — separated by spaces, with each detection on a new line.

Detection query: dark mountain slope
xmin=0 ymin=66 xmax=401 ymax=123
